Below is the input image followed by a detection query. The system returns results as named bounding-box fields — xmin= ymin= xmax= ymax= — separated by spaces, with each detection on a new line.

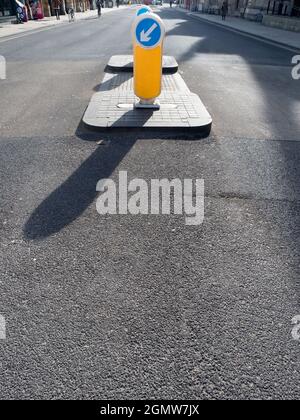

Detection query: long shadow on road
xmin=23 ymin=134 xmax=135 ymax=240
xmin=23 ymin=123 xmax=210 ymax=240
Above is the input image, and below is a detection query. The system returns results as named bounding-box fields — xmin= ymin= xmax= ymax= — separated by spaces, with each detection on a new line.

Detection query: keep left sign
xmin=134 ymin=14 xmax=165 ymax=50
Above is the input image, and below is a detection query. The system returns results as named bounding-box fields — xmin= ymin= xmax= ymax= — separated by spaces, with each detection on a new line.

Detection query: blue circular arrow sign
xmin=135 ymin=17 xmax=163 ymax=49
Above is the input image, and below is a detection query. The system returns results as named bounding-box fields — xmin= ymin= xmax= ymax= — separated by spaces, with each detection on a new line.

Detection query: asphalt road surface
xmin=0 ymin=6 xmax=300 ymax=400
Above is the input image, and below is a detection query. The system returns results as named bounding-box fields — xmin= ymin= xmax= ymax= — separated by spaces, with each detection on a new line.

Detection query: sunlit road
xmin=0 ymin=6 xmax=300 ymax=399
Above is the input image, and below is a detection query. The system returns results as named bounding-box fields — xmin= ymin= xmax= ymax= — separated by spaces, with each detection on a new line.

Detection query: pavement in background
xmin=175 ymin=6 xmax=300 ymax=51
xmin=0 ymin=7 xmax=126 ymax=40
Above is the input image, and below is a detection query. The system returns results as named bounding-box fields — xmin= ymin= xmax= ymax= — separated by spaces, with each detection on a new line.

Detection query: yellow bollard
xmin=132 ymin=13 xmax=165 ymax=108
xmin=134 ymin=44 xmax=163 ymax=102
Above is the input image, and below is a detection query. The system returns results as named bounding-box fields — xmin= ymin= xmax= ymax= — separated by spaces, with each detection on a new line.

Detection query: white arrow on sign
xmin=140 ymin=23 xmax=158 ymax=43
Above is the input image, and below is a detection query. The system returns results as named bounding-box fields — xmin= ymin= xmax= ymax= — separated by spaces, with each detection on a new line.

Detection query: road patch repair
xmin=83 ymin=8 xmax=212 ymax=133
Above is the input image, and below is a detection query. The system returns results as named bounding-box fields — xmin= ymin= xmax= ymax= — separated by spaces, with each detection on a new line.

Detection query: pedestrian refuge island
xmin=83 ymin=7 xmax=212 ymax=133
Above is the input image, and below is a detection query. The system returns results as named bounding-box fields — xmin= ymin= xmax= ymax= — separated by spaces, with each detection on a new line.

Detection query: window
xmin=0 ymin=0 xmax=15 ymax=16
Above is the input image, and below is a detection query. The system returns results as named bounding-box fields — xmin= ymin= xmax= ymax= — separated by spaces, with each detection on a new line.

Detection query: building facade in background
xmin=0 ymin=0 xmax=96 ymax=18
xmin=0 ymin=0 xmax=16 ymax=16
xmin=180 ymin=0 xmax=300 ymax=18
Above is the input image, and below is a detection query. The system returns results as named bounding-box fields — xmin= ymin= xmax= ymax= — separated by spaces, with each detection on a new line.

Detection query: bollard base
xmin=134 ymin=99 xmax=160 ymax=110
xmin=83 ymin=72 xmax=212 ymax=133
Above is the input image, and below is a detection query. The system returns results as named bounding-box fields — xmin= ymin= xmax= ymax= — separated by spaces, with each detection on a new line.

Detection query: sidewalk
xmin=176 ymin=7 xmax=300 ymax=51
xmin=0 ymin=7 xmax=126 ymax=40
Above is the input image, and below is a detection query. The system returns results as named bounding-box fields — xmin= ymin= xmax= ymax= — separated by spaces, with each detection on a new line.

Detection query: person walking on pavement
xmin=116 ymin=0 xmax=120 ymax=7
xmin=221 ymin=1 xmax=228 ymax=21
xmin=67 ymin=4 xmax=75 ymax=22
xmin=170 ymin=0 xmax=173 ymax=7
xmin=53 ymin=0 xmax=61 ymax=20
xmin=96 ymin=0 xmax=102 ymax=17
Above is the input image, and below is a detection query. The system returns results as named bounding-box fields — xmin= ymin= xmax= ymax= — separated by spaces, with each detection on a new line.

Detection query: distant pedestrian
xmin=116 ymin=0 xmax=120 ymax=7
xmin=221 ymin=1 xmax=228 ymax=20
xmin=53 ymin=0 xmax=61 ymax=20
xmin=16 ymin=6 xmax=24 ymax=24
xmin=96 ymin=0 xmax=102 ymax=17
xmin=67 ymin=5 xmax=75 ymax=22
xmin=170 ymin=0 xmax=173 ymax=7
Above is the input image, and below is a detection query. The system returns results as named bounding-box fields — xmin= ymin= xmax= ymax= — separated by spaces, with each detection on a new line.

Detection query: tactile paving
xmin=83 ymin=72 xmax=212 ymax=131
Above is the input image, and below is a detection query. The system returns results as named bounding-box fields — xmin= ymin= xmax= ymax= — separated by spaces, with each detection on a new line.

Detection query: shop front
xmin=292 ymin=0 xmax=300 ymax=16
xmin=27 ymin=0 xmax=44 ymax=18
xmin=0 ymin=0 xmax=16 ymax=17
xmin=0 ymin=0 xmax=46 ymax=19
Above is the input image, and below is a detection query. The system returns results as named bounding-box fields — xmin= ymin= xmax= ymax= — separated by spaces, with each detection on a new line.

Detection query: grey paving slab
xmin=107 ymin=55 xmax=179 ymax=73
xmin=83 ymin=72 xmax=212 ymax=131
